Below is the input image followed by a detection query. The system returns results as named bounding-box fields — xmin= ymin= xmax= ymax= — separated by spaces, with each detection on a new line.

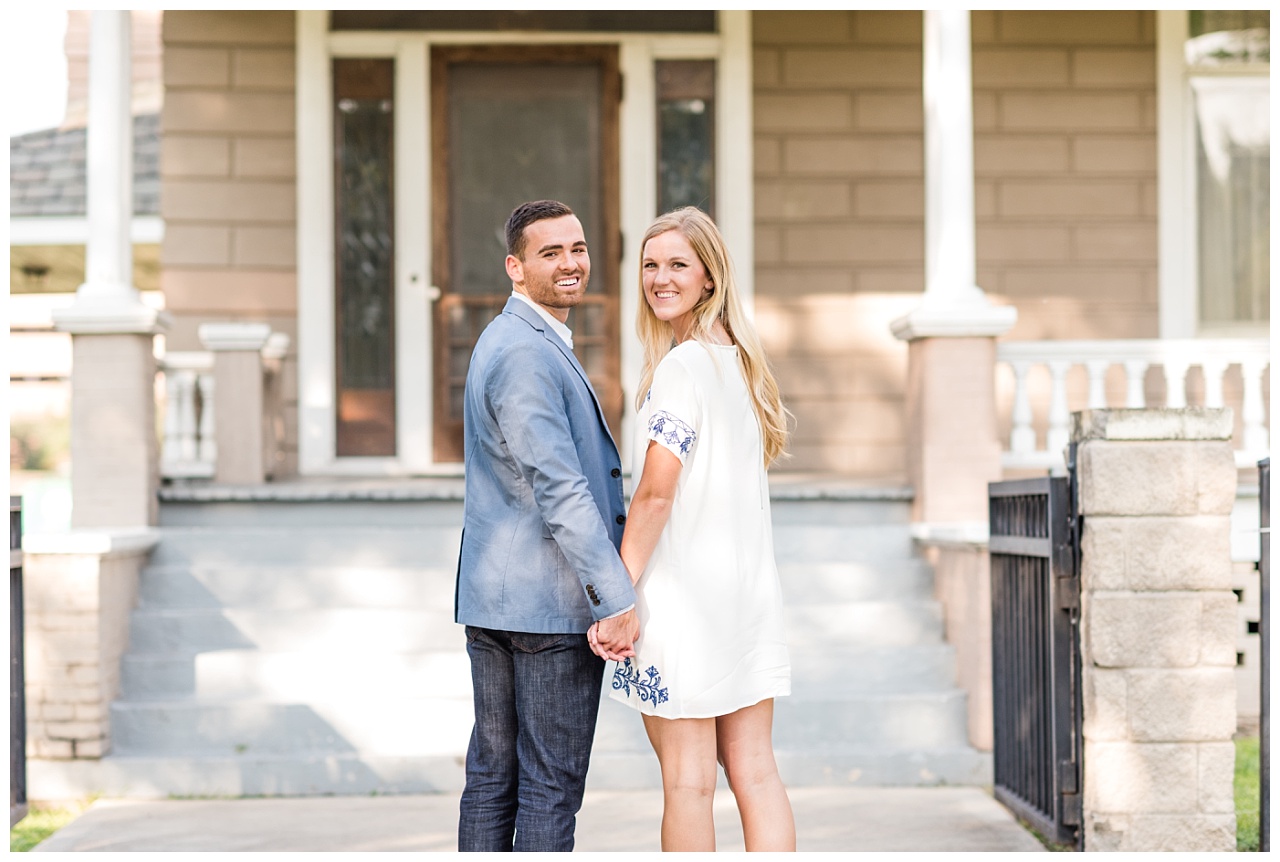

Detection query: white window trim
xmin=295 ymin=10 xmax=753 ymax=475
xmin=1156 ymin=9 xmax=1269 ymax=340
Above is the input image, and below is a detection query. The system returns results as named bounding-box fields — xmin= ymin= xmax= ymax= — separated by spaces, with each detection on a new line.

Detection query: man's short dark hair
xmin=505 ymin=200 xmax=575 ymax=259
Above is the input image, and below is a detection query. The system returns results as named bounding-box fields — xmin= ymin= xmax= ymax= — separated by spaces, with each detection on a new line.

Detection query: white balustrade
xmin=997 ymin=339 xmax=1270 ymax=471
xmin=158 ymin=351 xmax=215 ymax=479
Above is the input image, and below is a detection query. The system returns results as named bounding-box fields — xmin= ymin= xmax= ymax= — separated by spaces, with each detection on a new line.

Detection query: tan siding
xmin=997 ymin=11 xmax=1145 ymax=45
xmin=755 ymin=10 xmax=1158 ymax=479
xmin=161 ymin=135 xmax=231 ymax=177
xmin=162 ymin=10 xmax=298 ymax=474
xmin=753 ymin=11 xmax=853 ymax=45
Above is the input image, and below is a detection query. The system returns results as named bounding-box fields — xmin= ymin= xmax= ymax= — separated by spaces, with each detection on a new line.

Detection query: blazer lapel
xmin=502 ymin=298 xmax=617 ymax=447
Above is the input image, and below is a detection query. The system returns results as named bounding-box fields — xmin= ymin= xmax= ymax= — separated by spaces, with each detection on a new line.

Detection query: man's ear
xmin=505 ymin=254 xmax=523 ymax=284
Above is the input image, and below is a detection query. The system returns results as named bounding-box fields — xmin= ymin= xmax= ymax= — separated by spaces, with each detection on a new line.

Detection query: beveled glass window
xmin=1186 ymin=11 xmax=1269 ymax=330
xmin=656 ymin=60 xmax=715 ymax=217
xmin=333 ymin=59 xmax=397 ymax=456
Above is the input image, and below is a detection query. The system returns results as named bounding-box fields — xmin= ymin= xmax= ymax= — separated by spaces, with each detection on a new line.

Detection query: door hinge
xmin=1059 ymin=759 xmax=1079 ymax=795
xmin=1060 ymin=792 xmax=1082 ymax=827
xmin=1057 ymin=574 xmax=1080 ymax=611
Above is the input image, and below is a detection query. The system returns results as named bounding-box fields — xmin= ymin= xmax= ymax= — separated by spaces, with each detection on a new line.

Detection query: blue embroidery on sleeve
xmin=612 ymin=658 xmax=670 ymax=706
xmin=648 ymin=410 xmax=697 ymax=455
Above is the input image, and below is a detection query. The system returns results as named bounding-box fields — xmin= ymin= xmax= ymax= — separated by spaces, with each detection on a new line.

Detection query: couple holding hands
xmin=455 ymin=200 xmax=794 ymax=852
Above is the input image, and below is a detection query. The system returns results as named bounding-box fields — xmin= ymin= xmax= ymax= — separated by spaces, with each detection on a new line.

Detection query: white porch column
xmin=891 ymin=10 xmax=1016 ymax=528
xmin=893 ymin=8 xmax=1015 ymax=334
xmin=52 ymin=10 xmax=169 ymax=529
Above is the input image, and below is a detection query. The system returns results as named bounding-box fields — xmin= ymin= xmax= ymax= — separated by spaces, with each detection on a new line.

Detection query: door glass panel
xmin=334 ymin=58 xmax=396 ymax=456
xmin=656 ymin=60 xmax=716 ymax=217
xmin=449 ymin=64 xmax=601 ymax=298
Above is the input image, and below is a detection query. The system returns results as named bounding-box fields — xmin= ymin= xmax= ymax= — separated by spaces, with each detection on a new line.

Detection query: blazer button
xmin=611 ymin=468 xmax=621 ymax=478
xmin=615 ymin=514 xmax=626 ymax=525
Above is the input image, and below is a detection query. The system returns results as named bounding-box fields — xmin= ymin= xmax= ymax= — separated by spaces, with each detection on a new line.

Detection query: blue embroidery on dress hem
xmin=612 ymin=657 xmax=670 ymax=705
xmin=648 ymin=410 xmax=696 ymax=454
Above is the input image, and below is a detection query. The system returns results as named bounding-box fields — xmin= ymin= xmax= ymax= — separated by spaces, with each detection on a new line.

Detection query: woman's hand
xmin=587 ymin=610 xmax=639 ymax=661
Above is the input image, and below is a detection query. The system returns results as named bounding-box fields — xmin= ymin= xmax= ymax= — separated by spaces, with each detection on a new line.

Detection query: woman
xmin=588 ymin=207 xmax=795 ymax=851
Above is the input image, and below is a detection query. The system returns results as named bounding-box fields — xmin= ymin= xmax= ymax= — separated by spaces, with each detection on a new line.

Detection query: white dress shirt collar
xmin=511 ymin=290 xmax=573 ymax=349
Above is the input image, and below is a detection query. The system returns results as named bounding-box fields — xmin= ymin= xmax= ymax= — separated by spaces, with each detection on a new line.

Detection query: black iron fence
xmin=10 ymin=497 xmax=27 ymax=827
xmin=988 ymin=450 xmax=1082 ymax=849
xmin=1260 ymin=457 xmax=1269 ymax=852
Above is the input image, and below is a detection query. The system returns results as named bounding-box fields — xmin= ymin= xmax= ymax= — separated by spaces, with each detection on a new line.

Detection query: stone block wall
xmin=22 ymin=538 xmax=153 ymax=760
xmin=752 ymin=10 xmax=1157 ymax=477
xmin=161 ymin=10 xmax=299 ymax=476
xmin=1075 ymin=408 xmax=1237 ymax=851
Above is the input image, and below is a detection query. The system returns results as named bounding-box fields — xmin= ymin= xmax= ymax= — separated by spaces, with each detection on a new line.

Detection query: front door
xmin=430 ymin=45 xmax=622 ymax=463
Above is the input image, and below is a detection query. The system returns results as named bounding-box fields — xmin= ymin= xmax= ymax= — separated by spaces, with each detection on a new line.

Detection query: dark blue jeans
xmin=458 ymin=626 xmax=605 ymax=852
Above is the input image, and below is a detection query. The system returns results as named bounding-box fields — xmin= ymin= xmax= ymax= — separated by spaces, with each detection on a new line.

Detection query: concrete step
xmin=594 ymin=692 xmax=971 ymax=752
xmin=136 ymin=560 xmax=933 ymax=612
xmin=126 ymin=608 xmax=466 ymax=653
xmin=587 ymin=748 xmax=993 ymax=790
xmin=785 ymin=601 xmax=944 ymax=648
xmin=121 ymin=643 xmax=958 ymax=701
xmin=30 ymin=752 xmax=469 ymax=799
xmin=126 ymin=599 xmax=944 ymax=655
xmin=91 ymin=491 xmax=989 ymax=792
xmin=29 ymin=746 xmax=990 ymax=799
xmin=111 ymin=687 xmax=970 ymax=760
xmin=158 ymin=496 xmax=466 ymax=529
xmin=136 ymin=565 xmax=457 ymax=611
xmin=110 ymin=698 xmax=475 ymax=758
xmin=147 ymin=526 xmax=464 ymax=570
xmin=777 ymin=561 xmax=934 ymax=603
xmin=772 ymin=524 xmax=915 ymax=563
xmin=120 ymin=650 xmax=474 ymax=701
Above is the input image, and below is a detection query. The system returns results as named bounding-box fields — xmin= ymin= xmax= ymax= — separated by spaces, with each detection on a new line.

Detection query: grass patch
xmin=1237 ymin=735 xmax=1261 ymax=852
xmin=10 ymin=806 xmax=85 ymax=852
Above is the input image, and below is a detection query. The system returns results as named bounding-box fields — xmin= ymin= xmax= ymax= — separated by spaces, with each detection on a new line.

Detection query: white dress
xmin=609 ymin=340 xmax=791 ymax=719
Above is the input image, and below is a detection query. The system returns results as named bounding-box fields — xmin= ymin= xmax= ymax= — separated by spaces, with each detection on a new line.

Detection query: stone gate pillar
xmin=1074 ymin=408 xmax=1238 ymax=851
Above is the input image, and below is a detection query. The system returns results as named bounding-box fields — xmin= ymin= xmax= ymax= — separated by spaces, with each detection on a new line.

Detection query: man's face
xmin=506 ymin=214 xmax=590 ymax=322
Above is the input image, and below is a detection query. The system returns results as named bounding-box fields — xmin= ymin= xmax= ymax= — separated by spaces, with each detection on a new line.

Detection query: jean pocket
xmin=511 ymin=632 xmax=571 ymax=654
xmin=464 ymin=625 xmax=485 ymax=646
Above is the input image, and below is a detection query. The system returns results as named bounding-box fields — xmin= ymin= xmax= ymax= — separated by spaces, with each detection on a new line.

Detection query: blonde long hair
xmin=635 ymin=207 xmax=791 ymax=466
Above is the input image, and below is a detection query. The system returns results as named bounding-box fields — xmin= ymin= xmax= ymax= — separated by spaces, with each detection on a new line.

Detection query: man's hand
xmin=588 ymin=608 xmax=639 ymax=662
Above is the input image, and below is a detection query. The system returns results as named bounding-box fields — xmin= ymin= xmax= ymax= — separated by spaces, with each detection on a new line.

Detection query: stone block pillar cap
xmin=1071 ymin=408 xmax=1233 ymax=442
xmin=199 ymin=322 xmax=273 ymax=352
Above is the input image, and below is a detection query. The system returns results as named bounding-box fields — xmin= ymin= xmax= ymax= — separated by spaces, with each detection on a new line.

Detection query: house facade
xmin=11 ymin=10 xmax=1269 ymax=483
xmin=148 ymin=9 xmax=1267 ymax=482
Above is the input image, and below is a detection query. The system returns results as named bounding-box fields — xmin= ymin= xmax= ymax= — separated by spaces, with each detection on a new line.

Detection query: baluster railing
xmin=997 ymin=338 xmax=1270 ymax=471
xmin=158 ymin=351 xmax=215 ymax=479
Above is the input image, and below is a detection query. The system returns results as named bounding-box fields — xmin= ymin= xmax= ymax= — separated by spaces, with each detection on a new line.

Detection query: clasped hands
xmin=587 ymin=608 xmax=639 ymax=662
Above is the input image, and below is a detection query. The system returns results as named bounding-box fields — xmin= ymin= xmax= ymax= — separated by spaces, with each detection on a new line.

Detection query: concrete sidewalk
xmin=30 ymin=787 xmax=1045 ymax=852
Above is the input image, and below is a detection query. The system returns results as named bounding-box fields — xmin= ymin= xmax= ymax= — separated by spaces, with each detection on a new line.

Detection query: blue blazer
xmin=455 ymin=297 xmax=637 ymax=633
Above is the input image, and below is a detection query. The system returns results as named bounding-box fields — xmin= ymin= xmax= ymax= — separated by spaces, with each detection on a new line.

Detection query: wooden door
xmin=431 ymin=45 xmax=622 ymax=462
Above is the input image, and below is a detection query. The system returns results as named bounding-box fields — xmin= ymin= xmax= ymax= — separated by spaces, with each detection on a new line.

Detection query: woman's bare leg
xmin=642 ymin=713 xmax=719 ymax=851
xmin=715 ymin=699 xmax=796 ymax=851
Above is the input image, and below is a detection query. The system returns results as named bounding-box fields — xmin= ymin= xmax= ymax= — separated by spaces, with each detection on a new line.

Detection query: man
xmin=455 ymin=200 xmax=640 ymax=852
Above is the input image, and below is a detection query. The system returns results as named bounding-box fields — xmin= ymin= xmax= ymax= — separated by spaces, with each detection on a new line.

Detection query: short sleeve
xmin=645 ymin=354 xmax=701 ymax=465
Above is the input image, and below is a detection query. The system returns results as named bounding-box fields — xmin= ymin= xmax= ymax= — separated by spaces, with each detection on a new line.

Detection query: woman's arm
xmin=621 ymin=440 xmax=684 ymax=583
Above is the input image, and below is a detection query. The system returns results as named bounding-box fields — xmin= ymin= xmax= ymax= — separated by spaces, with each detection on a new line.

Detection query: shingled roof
xmin=10 ymin=112 xmax=160 ymax=219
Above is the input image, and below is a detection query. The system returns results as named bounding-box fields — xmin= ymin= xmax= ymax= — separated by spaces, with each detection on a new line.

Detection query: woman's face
xmin=641 ymin=230 xmax=712 ymax=342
